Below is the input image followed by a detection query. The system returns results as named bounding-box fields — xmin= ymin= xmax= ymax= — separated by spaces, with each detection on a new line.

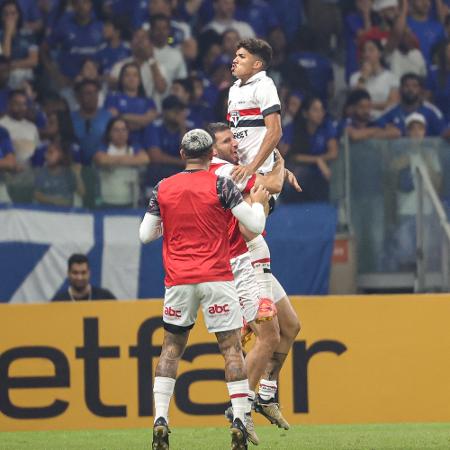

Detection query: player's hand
xmin=250 ymin=184 xmax=269 ymax=205
xmin=285 ymin=169 xmax=302 ymax=192
xmin=231 ymin=164 xmax=253 ymax=183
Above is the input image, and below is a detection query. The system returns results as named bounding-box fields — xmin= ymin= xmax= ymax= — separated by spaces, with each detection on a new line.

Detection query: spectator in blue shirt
xmin=96 ymin=17 xmax=131 ymax=75
xmin=283 ymin=96 xmax=338 ymax=203
xmin=143 ymin=94 xmax=189 ymax=187
xmin=170 ymin=77 xmax=212 ymax=129
xmin=337 ymin=89 xmax=401 ymax=140
xmin=286 ymin=26 xmax=334 ymax=106
xmin=426 ymin=39 xmax=450 ymax=123
xmin=0 ymin=0 xmax=38 ymax=88
xmin=46 ymin=0 xmax=103 ymax=81
xmin=376 ymin=72 xmax=445 ymax=136
xmin=71 ymin=79 xmax=112 ymax=165
xmin=407 ymin=0 xmax=446 ymax=68
xmin=33 ymin=140 xmax=85 ymax=207
xmin=235 ymin=0 xmax=279 ymax=38
xmin=267 ymin=0 xmax=304 ymax=40
xmin=16 ymin=0 xmax=42 ymax=34
xmin=105 ymin=62 xmax=157 ymax=147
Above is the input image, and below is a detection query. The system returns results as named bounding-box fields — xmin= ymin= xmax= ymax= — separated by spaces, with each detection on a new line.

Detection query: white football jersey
xmin=227 ymin=71 xmax=281 ymax=173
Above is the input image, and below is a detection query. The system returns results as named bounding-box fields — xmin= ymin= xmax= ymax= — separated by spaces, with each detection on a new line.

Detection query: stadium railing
xmin=334 ymin=136 xmax=450 ymax=293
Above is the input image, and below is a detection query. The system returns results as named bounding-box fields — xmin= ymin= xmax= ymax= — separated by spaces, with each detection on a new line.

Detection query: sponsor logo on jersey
xmin=208 ymin=304 xmax=230 ymax=315
xmin=164 ymin=306 xmax=182 ymax=318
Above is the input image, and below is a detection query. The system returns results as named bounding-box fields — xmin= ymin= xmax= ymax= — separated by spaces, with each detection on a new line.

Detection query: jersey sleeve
xmin=255 ymin=78 xmax=281 ymax=117
xmin=147 ymin=182 xmax=162 ymax=216
xmin=216 ymin=176 xmax=244 ymax=210
xmin=213 ymin=163 xmax=254 ymax=192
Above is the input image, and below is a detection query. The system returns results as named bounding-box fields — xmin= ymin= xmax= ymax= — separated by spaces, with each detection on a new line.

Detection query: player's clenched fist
xmin=250 ymin=184 xmax=269 ymax=205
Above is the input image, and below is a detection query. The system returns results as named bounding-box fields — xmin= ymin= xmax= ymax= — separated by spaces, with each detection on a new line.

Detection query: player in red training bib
xmin=139 ymin=129 xmax=270 ymax=450
xmin=207 ymin=122 xmax=301 ymax=434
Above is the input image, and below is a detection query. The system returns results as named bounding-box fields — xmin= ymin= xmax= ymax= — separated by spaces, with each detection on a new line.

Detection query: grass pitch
xmin=1 ymin=423 xmax=450 ymax=450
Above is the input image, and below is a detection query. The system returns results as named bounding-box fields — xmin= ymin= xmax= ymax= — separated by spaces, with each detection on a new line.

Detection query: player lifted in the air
xmin=228 ymin=38 xmax=301 ymax=430
xmin=140 ymin=129 xmax=271 ymax=450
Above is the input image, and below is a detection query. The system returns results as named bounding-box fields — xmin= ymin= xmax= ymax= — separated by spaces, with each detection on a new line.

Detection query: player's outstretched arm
xmin=139 ymin=213 xmax=163 ymax=243
xmin=231 ymin=185 xmax=269 ymax=235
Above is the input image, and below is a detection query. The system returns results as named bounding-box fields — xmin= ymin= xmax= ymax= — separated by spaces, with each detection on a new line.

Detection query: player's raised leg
xmin=255 ymin=282 xmax=301 ymax=430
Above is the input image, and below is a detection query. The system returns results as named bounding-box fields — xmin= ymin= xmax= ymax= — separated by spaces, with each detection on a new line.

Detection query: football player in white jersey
xmin=208 ymin=122 xmax=301 ymax=432
xmin=227 ymin=39 xmax=302 ymax=430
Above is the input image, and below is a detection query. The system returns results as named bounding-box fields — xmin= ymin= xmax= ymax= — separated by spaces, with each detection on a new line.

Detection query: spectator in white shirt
xmin=110 ymin=28 xmax=167 ymax=101
xmin=350 ymin=38 xmax=400 ymax=119
xmin=0 ymin=89 xmax=39 ymax=165
xmin=203 ymin=0 xmax=256 ymax=39
xmin=150 ymin=14 xmax=188 ymax=86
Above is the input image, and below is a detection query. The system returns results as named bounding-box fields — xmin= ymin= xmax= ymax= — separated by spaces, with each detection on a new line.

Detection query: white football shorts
xmin=163 ymin=281 xmax=242 ymax=333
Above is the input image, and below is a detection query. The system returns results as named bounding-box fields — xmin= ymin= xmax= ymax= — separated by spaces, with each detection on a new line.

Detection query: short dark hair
xmin=237 ymin=38 xmax=272 ymax=68
xmin=68 ymin=254 xmax=89 ymax=270
xmin=150 ymin=13 xmax=170 ymax=28
xmin=400 ymin=72 xmax=424 ymax=88
xmin=346 ymin=89 xmax=371 ymax=107
xmin=206 ymin=122 xmax=229 ymax=141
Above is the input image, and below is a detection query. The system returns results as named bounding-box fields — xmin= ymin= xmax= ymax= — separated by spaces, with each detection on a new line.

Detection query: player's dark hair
xmin=68 ymin=254 xmax=89 ymax=270
xmin=237 ymin=38 xmax=272 ymax=68
xmin=206 ymin=122 xmax=229 ymax=141
xmin=400 ymin=72 xmax=424 ymax=88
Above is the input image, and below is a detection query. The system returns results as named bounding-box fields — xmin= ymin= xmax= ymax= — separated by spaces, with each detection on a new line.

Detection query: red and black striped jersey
xmin=228 ymin=70 xmax=281 ymax=173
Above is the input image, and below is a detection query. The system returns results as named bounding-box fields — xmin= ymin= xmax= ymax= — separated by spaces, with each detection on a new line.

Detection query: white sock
xmin=153 ymin=376 xmax=175 ymax=424
xmin=247 ymin=236 xmax=273 ymax=300
xmin=227 ymin=379 xmax=249 ymax=423
xmin=246 ymin=389 xmax=256 ymax=413
xmin=259 ymin=379 xmax=277 ymax=401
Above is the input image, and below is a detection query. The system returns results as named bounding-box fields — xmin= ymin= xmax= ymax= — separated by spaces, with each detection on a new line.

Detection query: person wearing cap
xmin=385 ymin=111 xmax=442 ymax=270
xmin=375 ymin=72 xmax=445 ymax=136
xmin=139 ymin=128 xmax=270 ymax=450
xmin=143 ymin=95 xmax=193 ymax=188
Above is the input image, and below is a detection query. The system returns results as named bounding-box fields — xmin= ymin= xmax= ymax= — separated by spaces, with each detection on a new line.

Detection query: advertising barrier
xmin=1 ymin=294 xmax=450 ymax=431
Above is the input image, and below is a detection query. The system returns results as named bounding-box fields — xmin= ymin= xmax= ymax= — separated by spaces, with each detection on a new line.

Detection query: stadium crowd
xmin=0 ymin=0 xmax=449 ymax=208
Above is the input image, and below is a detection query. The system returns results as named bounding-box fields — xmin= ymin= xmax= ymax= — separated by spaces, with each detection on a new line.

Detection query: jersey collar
xmin=235 ymin=70 xmax=266 ymax=87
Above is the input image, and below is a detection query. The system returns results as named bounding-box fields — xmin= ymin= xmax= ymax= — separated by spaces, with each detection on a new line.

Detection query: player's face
xmin=68 ymin=263 xmax=90 ymax=292
xmin=214 ymin=129 xmax=239 ymax=164
xmin=232 ymin=47 xmax=261 ymax=80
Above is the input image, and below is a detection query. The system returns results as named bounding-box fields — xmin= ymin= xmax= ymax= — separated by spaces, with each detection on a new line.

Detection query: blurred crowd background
xmin=0 ymin=0 xmax=449 ymax=295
